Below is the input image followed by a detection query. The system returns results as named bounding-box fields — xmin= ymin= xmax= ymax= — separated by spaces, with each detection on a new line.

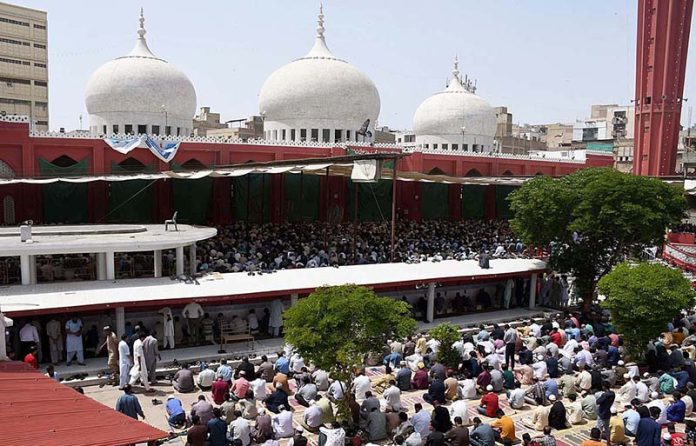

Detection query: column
xmin=189 ymin=243 xmax=197 ymax=275
xmin=529 ymin=273 xmax=538 ymax=310
xmin=290 ymin=293 xmax=298 ymax=306
xmin=426 ymin=282 xmax=435 ymax=323
xmin=154 ymin=249 xmax=163 ymax=278
xmin=176 ymin=246 xmax=184 ymax=275
xmin=115 ymin=307 xmax=125 ymax=337
xmin=97 ymin=253 xmax=107 ymax=280
xmin=29 ymin=255 xmax=36 ymax=285
xmin=20 ymin=254 xmax=30 ymax=285
xmin=105 ymin=251 xmax=115 ymax=280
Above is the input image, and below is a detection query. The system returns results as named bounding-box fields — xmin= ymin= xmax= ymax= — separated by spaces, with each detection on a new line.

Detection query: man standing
xmin=115 ymin=385 xmax=145 ymax=420
xmin=129 ymin=332 xmax=150 ymax=391
xmin=19 ymin=321 xmax=40 ymax=358
xmin=46 ymin=318 xmax=63 ymax=365
xmin=98 ymin=326 xmax=119 ymax=386
xmin=158 ymin=307 xmax=175 ymax=349
xmin=182 ymin=301 xmax=204 ymax=344
xmin=142 ymin=331 xmax=161 ymax=385
xmin=65 ymin=315 xmax=85 ymax=366
xmin=503 ymin=324 xmax=517 ymax=369
xmin=117 ymin=334 xmax=131 ymax=389
xmin=596 ymin=382 xmax=615 ymax=439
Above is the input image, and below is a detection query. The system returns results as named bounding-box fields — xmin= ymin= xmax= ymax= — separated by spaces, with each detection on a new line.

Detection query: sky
xmin=12 ymin=0 xmax=696 ymax=132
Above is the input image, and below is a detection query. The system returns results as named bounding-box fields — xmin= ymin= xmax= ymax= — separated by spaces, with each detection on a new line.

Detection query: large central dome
xmin=84 ymin=10 xmax=196 ymax=137
xmin=413 ymin=57 xmax=496 ymax=153
xmin=258 ymin=6 xmax=380 ymax=143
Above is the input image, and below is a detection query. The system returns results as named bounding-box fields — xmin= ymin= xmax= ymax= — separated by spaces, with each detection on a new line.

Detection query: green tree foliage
xmin=509 ymin=168 xmax=685 ymax=304
xmin=598 ymin=261 xmax=695 ymax=358
xmin=283 ymin=285 xmax=417 ymax=420
xmin=428 ymin=322 xmax=461 ymax=368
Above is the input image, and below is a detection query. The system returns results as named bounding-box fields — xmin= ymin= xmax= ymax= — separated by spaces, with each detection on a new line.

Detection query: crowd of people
xmin=193 ymin=220 xmax=526 ymax=273
xmin=108 ymin=307 xmax=696 ymax=446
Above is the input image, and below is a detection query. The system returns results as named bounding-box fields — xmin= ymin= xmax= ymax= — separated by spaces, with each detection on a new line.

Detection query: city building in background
xmin=0 ymin=1 xmax=47 ymax=131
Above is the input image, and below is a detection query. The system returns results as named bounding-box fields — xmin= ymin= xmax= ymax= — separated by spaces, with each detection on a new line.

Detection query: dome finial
xmin=452 ymin=55 xmax=461 ymax=84
xmin=138 ymin=7 xmax=146 ymax=39
xmin=317 ymin=3 xmax=325 ymax=40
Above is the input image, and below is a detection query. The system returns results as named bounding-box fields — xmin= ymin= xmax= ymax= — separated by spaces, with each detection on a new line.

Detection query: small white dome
xmin=258 ymin=6 xmax=380 ymax=142
xmin=413 ymin=57 xmax=496 ymax=151
xmin=84 ymin=10 xmax=196 ymax=136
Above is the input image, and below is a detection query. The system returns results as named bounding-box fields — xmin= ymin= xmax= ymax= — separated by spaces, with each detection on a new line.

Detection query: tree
xmin=428 ymin=322 xmax=461 ymax=368
xmin=598 ymin=261 xmax=695 ymax=358
xmin=283 ymin=285 xmax=417 ymax=422
xmin=509 ymin=168 xmax=685 ymax=306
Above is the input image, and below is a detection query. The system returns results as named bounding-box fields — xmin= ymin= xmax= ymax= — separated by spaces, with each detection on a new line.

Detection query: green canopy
xmin=347 ymin=179 xmax=392 ymax=222
xmin=461 ymin=185 xmax=485 ymax=219
xmin=420 ymin=182 xmax=450 ymax=219
xmin=284 ymin=172 xmax=320 ymax=222
xmin=39 ymin=158 xmax=89 ymax=224
xmin=171 ymin=162 xmax=213 ymax=224
xmin=495 ymin=185 xmax=517 ymax=219
xmin=232 ymin=174 xmax=271 ymax=223
xmin=106 ymin=162 xmax=154 ymax=223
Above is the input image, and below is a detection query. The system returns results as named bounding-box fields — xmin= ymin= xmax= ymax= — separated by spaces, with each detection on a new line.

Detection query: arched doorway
xmin=107 ymin=157 xmax=153 ymax=223
xmin=39 ymin=155 xmax=88 ymax=224
xmin=172 ymin=158 xmax=213 ymax=224
xmin=465 ymin=168 xmax=482 ymax=177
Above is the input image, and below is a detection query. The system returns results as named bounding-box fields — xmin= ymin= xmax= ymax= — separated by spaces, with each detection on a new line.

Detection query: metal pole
xmin=390 ymin=160 xmax=398 ymax=262
xmin=352 ymin=183 xmax=358 ymax=262
xmin=325 ymin=166 xmax=330 ymax=222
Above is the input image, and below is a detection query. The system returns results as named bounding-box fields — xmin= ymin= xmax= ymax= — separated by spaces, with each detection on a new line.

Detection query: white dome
xmin=413 ymin=58 xmax=496 ymax=152
xmin=258 ymin=6 xmax=380 ymax=143
xmin=84 ymin=10 xmax=196 ymax=136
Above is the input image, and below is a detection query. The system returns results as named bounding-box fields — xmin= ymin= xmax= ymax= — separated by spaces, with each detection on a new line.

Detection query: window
xmin=35 ymin=101 xmax=47 ymax=108
xmin=34 ymin=80 xmax=47 ymax=87
xmin=33 ymin=24 xmax=46 ymax=29
xmin=346 ymin=130 xmax=351 ymax=140
xmin=0 ymin=37 xmax=29 ymax=46
xmin=137 ymin=124 xmax=147 ymax=134
xmin=281 ymin=129 xmax=286 ymax=140
xmin=300 ymin=129 xmax=307 ymax=141
xmin=290 ymin=129 xmax=296 ymax=141
xmin=322 ymin=129 xmax=330 ymax=142
xmin=442 ymin=144 xmax=448 ymax=150
xmin=424 ymin=144 xmax=429 ymax=149
xmin=0 ymin=98 xmax=30 ymax=105
xmin=102 ymin=125 xmax=107 ymax=134
xmin=113 ymin=124 xmax=119 ymax=134
xmin=272 ymin=130 xmax=277 ymax=140
xmin=335 ymin=129 xmax=342 ymax=142
xmin=35 ymin=120 xmax=47 ymax=125
xmin=34 ymin=63 xmax=46 ymax=68
xmin=0 ymin=57 xmax=29 ymax=66
xmin=176 ymin=127 xmax=181 ymax=136
xmin=34 ymin=43 xmax=46 ymax=49
xmin=0 ymin=77 xmax=30 ymax=85
xmin=163 ymin=126 xmax=170 ymax=135
xmin=463 ymin=144 xmax=469 ymax=151
xmin=433 ymin=144 xmax=438 ymax=149
xmin=311 ymin=129 xmax=318 ymax=142
xmin=0 ymin=17 xmax=29 ymax=27
xmin=452 ymin=144 xmax=458 ymax=151
xmin=125 ymin=124 xmax=133 ymax=134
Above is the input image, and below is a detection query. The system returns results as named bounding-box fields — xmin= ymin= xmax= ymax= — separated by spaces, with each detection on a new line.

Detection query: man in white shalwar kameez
xmin=129 ymin=332 xmax=150 ymax=391
xmin=159 ymin=307 xmax=175 ymax=349
xmin=269 ymin=300 xmax=284 ymax=337
xmin=118 ymin=334 xmax=132 ymax=389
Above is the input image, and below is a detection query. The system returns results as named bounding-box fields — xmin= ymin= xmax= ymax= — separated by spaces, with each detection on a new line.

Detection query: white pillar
xmin=29 ymin=255 xmax=37 ymax=284
xmin=154 ymin=249 xmax=162 ymax=278
xmin=290 ymin=293 xmax=298 ymax=306
xmin=105 ymin=251 xmax=115 ymax=280
xmin=176 ymin=246 xmax=184 ymax=275
xmin=115 ymin=307 xmax=125 ymax=337
xmin=0 ymin=312 xmax=12 ymax=360
xmin=529 ymin=273 xmax=538 ymax=310
xmin=189 ymin=243 xmax=197 ymax=275
xmin=426 ymin=282 xmax=435 ymax=323
xmin=20 ymin=254 xmax=31 ymax=285
xmin=97 ymin=253 xmax=107 ymax=280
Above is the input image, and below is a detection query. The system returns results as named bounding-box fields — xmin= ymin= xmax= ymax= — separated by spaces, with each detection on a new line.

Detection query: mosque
xmin=0 ymin=7 xmax=611 ymax=227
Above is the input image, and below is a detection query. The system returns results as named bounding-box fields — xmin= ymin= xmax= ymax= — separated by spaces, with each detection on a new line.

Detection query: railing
xmin=663 ymin=242 xmax=696 ymax=271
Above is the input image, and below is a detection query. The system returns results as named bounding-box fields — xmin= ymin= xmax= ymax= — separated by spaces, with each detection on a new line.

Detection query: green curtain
xmin=232 ymin=174 xmax=271 ymax=223
xmin=495 ymin=185 xmax=517 ymax=219
xmin=347 ymin=179 xmax=392 ymax=222
xmin=420 ymin=183 xmax=450 ymax=219
xmin=284 ymin=173 xmax=320 ymax=222
xmin=39 ymin=158 xmax=89 ymax=224
xmin=170 ymin=162 xmax=213 ymax=224
xmin=461 ymin=185 xmax=486 ymax=219
xmin=106 ymin=163 xmax=154 ymax=223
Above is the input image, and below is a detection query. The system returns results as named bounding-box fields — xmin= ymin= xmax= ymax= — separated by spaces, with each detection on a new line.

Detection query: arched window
xmin=181 ymin=159 xmax=207 ymax=170
xmin=51 ymin=155 xmax=78 ymax=167
xmin=0 ymin=160 xmax=15 ymax=179
xmin=428 ymin=167 xmax=446 ymax=176
xmin=501 ymin=170 xmax=514 ymax=176
xmin=465 ymin=168 xmax=482 ymax=177
xmin=3 ymin=195 xmax=15 ymax=224
xmin=117 ymin=157 xmax=147 ymax=172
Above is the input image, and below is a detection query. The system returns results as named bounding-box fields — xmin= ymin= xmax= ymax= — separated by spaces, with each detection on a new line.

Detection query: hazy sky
xmin=13 ymin=0 xmax=696 ymax=132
